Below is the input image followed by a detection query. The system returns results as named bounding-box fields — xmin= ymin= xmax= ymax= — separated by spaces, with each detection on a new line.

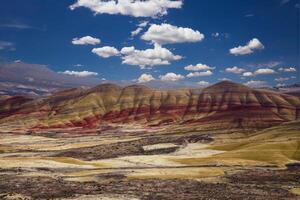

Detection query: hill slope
xmin=0 ymin=81 xmax=299 ymax=131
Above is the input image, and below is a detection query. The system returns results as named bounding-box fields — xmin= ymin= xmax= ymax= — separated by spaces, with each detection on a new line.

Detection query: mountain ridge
xmin=0 ymin=81 xmax=299 ymax=131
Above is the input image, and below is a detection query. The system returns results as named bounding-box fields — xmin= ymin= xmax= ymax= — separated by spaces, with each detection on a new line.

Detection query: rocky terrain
xmin=0 ymin=121 xmax=299 ymax=199
xmin=0 ymin=81 xmax=300 ymax=199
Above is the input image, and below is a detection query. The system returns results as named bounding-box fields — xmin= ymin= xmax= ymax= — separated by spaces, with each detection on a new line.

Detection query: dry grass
xmin=174 ymin=121 xmax=300 ymax=167
xmin=0 ymin=157 xmax=97 ymax=169
xmin=290 ymin=188 xmax=300 ymax=196
xmin=126 ymin=167 xmax=225 ymax=180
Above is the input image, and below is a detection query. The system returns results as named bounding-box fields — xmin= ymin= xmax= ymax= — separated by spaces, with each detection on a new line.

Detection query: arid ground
xmin=0 ymin=121 xmax=299 ymax=200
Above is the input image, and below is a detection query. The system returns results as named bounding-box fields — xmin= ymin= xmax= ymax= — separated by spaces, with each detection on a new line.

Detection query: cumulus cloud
xmin=160 ymin=72 xmax=184 ymax=82
xmin=243 ymin=72 xmax=254 ymax=77
xmin=275 ymin=77 xmax=289 ymax=82
xmin=197 ymin=81 xmax=210 ymax=87
xmin=242 ymin=68 xmax=275 ymax=77
xmin=141 ymin=23 xmax=204 ymax=45
xmin=120 ymin=44 xmax=182 ymax=68
xmin=60 ymin=70 xmax=98 ymax=77
xmin=184 ymin=63 xmax=214 ymax=71
xmin=92 ymin=46 xmax=120 ymax=58
xmin=70 ymin=0 xmax=183 ymax=18
xmin=218 ymin=78 xmax=231 ymax=81
xmin=138 ymin=21 xmax=149 ymax=27
xmin=186 ymin=70 xmax=213 ymax=78
xmin=72 ymin=36 xmax=101 ymax=45
xmin=225 ymin=66 xmax=245 ymax=74
xmin=131 ymin=27 xmax=143 ymax=37
xmin=138 ymin=73 xmax=155 ymax=83
xmin=131 ymin=21 xmax=149 ymax=37
xmin=279 ymin=67 xmax=297 ymax=72
xmin=229 ymin=38 xmax=264 ymax=56
xmin=254 ymin=68 xmax=275 ymax=75
xmin=245 ymin=80 xmax=267 ymax=88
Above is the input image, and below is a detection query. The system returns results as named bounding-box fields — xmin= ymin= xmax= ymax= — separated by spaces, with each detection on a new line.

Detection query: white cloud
xmin=279 ymin=67 xmax=297 ymax=72
xmin=218 ymin=78 xmax=231 ymax=81
xmin=245 ymin=80 xmax=267 ymax=88
xmin=141 ymin=23 xmax=204 ymax=45
xmin=197 ymin=81 xmax=210 ymax=87
xmin=254 ymin=68 xmax=276 ymax=75
xmin=211 ymin=32 xmax=230 ymax=39
xmin=225 ymin=66 xmax=245 ymax=74
xmin=160 ymin=72 xmax=184 ymax=82
xmin=138 ymin=73 xmax=155 ymax=83
xmin=138 ymin=21 xmax=149 ymax=27
xmin=131 ymin=27 xmax=143 ymax=37
xmin=242 ymin=68 xmax=275 ymax=77
xmin=186 ymin=70 xmax=213 ymax=78
xmin=70 ymin=0 xmax=183 ymax=18
xmin=72 ymin=36 xmax=101 ymax=45
xmin=120 ymin=46 xmax=135 ymax=54
xmin=230 ymin=38 xmax=264 ymax=56
xmin=275 ymin=77 xmax=289 ymax=82
xmin=131 ymin=21 xmax=149 ymax=37
xmin=276 ymin=83 xmax=286 ymax=87
xmin=92 ymin=46 xmax=120 ymax=58
xmin=60 ymin=70 xmax=98 ymax=77
xmin=184 ymin=63 xmax=214 ymax=71
xmin=212 ymin=32 xmax=219 ymax=37
xmin=0 ymin=41 xmax=14 ymax=51
xmin=120 ymin=44 xmax=182 ymax=68
xmin=243 ymin=72 xmax=254 ymax=77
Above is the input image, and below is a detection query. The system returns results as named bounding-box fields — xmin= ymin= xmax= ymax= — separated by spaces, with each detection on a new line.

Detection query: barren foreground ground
xmin=0 ymin=122 xmax=299 ymax=200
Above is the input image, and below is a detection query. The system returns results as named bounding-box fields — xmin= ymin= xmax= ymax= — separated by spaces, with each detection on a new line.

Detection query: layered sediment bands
xmin=0 ymin=81 xmax=299 ymax=130
xmin=0 ymin=96 xmax=33 ymax=118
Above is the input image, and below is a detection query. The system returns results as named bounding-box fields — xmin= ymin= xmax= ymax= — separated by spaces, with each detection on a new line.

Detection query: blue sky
xmin=0 ymin=0 xmax=299 ymax=87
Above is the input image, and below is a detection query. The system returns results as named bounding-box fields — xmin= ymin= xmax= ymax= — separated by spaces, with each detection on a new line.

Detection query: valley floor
xmin=0 ymin=122 xmax=299 ymax=200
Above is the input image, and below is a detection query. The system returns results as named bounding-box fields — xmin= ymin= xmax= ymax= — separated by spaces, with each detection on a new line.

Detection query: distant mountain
xmin=276 ymin=82 xmax=300 ymax=97
xmin=0 ymin=81 xmax=299 ymax=131
xmin=0 ymin=62 xmax=102 ymax=96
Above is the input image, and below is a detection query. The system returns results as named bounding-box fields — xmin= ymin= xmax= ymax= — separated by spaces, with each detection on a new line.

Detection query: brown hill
xmin=0 ymin=81 xmax=299 ymax=131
